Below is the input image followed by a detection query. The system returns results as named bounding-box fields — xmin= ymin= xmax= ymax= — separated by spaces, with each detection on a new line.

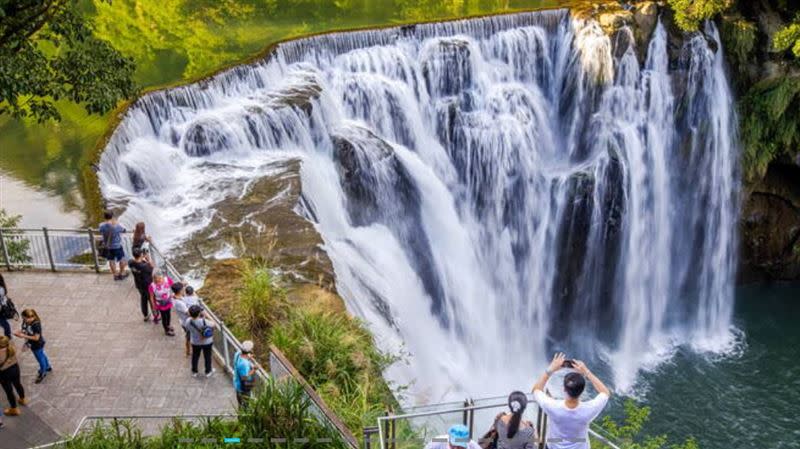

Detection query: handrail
xmin=1 ymin=227 xmax=357 ymax=449
xmin=375 ymin=397 xmax=623 ymax=449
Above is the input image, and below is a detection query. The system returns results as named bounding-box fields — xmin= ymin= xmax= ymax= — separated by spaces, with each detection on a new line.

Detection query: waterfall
xmin=99 ymin=10 xmax=740 ymax=400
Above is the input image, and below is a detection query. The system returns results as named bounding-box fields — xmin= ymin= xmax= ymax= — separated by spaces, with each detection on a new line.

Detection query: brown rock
xmin=598 ymin=10 xmax=634 ymax=33
xmin=634 ymin=2 xmax=659 ymax=40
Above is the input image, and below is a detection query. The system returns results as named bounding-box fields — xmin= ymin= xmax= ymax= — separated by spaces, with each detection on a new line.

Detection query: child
xmin=149 ymin=270 xmax=175 ymax=336
xmin=14 ymin=309 xmax=51 ymax=384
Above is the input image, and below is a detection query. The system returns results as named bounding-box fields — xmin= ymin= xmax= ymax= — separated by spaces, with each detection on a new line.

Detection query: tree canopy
xmin=0 ymin=0 xmax=137 ymax=122
xmin=668 ymin=0 xmax=732 ymax=32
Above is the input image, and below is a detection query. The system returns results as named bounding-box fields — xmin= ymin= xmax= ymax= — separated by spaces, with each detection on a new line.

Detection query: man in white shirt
xmin=532 ymin=353 xmax=611 ymax=449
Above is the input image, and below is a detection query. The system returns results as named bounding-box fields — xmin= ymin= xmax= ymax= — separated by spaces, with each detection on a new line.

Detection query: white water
xmin=98 ymin=10 xmax=740 ymax=401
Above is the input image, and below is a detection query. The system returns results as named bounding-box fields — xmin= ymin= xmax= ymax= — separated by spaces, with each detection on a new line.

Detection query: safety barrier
xmin=0 ymin=227 xmax=356 ymax=448
xmin=364 ymin=393 xmax=622 ymax=449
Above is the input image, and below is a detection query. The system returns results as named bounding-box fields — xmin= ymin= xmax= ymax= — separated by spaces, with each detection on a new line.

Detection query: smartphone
xmin=562 ymin=359 xmax=575 ymax=369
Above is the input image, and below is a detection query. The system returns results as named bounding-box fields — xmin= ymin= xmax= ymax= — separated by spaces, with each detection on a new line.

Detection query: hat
xmin=448 ymin=424 xmax=470 ymax=448
xmin=241 ymin=340 xmax=254 ymax=353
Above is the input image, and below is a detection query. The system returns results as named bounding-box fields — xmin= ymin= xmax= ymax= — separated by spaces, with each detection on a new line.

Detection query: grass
xmin=201 ymin=259 xmax=398 ymax=435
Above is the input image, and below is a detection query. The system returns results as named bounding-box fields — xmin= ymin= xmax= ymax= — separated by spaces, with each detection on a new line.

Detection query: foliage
xmin=773 ymin=20 xmax=800 ymax=58
xmin=739 ymin=75 xmax=800 ymax=181
xmin=667 ymin=0 xmax=732 ymax=32
xmin=720 ymin=16 xmax=756 ymax=78
xmin=234 ymin=262 xmax=287 ymax=335
xmin=271 ymin=305 xmax=396 ymax=430
xmin=0 ymin=209 xmax=31 ymax=265
xmin=0 ymin=0 xmax=137 ymax=122
xmin=60 ymin=378 xmax=348 ymax=449
xmin=595 ymin=400 xmax=699 ymax=449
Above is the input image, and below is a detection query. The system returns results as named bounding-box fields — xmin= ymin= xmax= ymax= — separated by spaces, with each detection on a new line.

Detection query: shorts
xmin=107 ymin=247 xmax=125 ymax=262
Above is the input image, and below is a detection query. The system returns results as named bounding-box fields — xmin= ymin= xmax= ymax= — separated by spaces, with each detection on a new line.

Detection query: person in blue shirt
xmin=233 ymin=340 xmax=257 ymax=407
xmin=98 ymin=210 xmax=129 ymax=280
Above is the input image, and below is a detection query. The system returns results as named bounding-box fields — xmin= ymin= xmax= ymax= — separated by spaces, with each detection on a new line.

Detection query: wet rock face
xmin=740 ymin=163 xmax=800 ymax=282
xmin=182 ymin=118 xmax=232 ymax=157
xmin=421 ymin=38 xmax=473 ymax=97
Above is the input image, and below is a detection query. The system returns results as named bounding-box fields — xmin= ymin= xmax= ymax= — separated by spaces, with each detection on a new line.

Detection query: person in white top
xmin=531 ymin=353 xmax=611 ymax=449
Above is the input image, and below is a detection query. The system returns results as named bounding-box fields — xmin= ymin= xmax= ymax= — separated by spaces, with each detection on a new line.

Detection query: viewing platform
xmin=1 ymin=271 xmax=236 ymax=448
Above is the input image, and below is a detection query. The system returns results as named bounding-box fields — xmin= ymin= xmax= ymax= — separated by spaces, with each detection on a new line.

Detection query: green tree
xmin=668 ymin=0 xmax=732 ymax=32
xmin=596 ymin=399 xmax=699 ymax=449
xmin=0 ymin=0 xmax=137 ymax=122
xmin=0 ymin=209 xmax=31 ymax=265
xmin=774 ymin=19 xmax=800 ymax=58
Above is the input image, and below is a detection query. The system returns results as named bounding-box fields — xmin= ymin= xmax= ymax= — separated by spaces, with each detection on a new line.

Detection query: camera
xmin=562 ymin=359 xmax=575 ymax=369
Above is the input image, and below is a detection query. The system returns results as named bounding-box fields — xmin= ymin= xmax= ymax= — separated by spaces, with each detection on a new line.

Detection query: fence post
xmin=42 ymin=227 xmax=56 ymax=272
xmin=467 ymin=398 xmax=474 ymax=439
xmin=222 ymin=329 xmax=231 ymax=373
xmin=0 ymin=230 xmax=11 ymax=270
xmin=87 ymin=229 xmax=100 ymax=273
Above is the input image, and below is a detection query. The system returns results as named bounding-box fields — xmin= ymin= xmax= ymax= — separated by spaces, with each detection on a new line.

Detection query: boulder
xmin=634 ymin=2 xmax=659 ymax=41
xmin=598 ymin=10 xmax=634 ymax=33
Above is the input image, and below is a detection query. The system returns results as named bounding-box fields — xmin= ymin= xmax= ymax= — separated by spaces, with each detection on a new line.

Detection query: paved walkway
xmin=1 ymin=271 xmax=236 ymax=448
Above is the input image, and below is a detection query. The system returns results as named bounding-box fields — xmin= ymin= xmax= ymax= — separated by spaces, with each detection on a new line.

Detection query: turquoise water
xmin=621 ymin=284 xmax=800 ymax=449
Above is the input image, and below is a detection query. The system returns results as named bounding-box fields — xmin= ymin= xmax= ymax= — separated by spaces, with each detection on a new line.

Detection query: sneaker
xmin=113 ymin=275 xmax=122 ymax=281
xmin=18 ymin=397 xmax=29 ymax=406
xmin=143 ymin=316 xmax=150 ymax=322
xmin=192 ymin=372 xmax=199 ymax=378
xmin=3 ymin=408 xmax=20 ymax=416
xmin=34 ymin=374 xmax=45 ymax=384
xmin=47 ymin=367 xmax=53 ymax=372
xmin=119 ymin=272 xmax=130 ymax=280
xmin=205 ymin=369 xmax=216 ymax=378
xmin=166 ymin=331 xmax=175 ymax=337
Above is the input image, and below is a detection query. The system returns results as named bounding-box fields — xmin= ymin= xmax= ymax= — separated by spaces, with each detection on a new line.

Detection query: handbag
xmin=0 ymin=295 xmax=18 ymax=320
xmin=479 ymin=415 xmax=501 ymax=449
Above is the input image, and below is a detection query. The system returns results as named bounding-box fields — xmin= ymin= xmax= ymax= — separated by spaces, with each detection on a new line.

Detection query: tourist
xmin=128 ymin=247 xmax=155 ymax=322
xmin=184 ymin=286 xmax=201 ymax=309
xmin=425 ymin=424 xmax=482 ymax=449
xmin=172 ymin=282 xmax=192 ymax=356
xmin=132 ymin=222 xmax=151 ymax=252
xmin=99 ymin=210 xmax=128 ymax=280
xmin=13 ymin=309 xmax=52 ymax=384
xmin=531 ymin=353 xmax=611 ymax=449
xmin=149 ymin=269 xmax=175 ymax=335
xmin=233 ymin=340 xmax=257 ymax=407
xmin=482 ymin=391 xmax=536 ymax=449
xmin=0 ymin=336 xmax=28 ymax=416
xmin=0 ymin=274 xmax=19 ymax=338
xmin=185 ymin=305 xmax=216 ymax=378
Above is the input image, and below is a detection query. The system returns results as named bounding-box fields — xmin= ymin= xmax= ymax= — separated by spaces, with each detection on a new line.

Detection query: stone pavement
xmin=1 ymin=271 xmax=236 ymax=447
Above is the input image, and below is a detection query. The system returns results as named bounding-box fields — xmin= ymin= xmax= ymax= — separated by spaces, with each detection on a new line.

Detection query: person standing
xmin=0 ymin=274 xmax=19 ymax=338
xmin=531 ymin=353 xmax=611 ymax=449
xmin=131 ymin=222 xmax=151 ymax=252
xmin=14 ymin=309 xmax=52 ymax=384
xmin=184 ymin=305 xmax=216 ymax=378
xmin=233 ymin=340 xmax=257 ymax=407
xmin=99 ymin=210 xmax=128 ymax=280
xmin=172 ymin=282 xmax=192 ymax=356
xmin=128 ymin=248 xmax=155 ymax=322
xmin=0 ymin=336 xmax=28 ymax=416
xmin=149 ymin=270 xmax=175 ymax=335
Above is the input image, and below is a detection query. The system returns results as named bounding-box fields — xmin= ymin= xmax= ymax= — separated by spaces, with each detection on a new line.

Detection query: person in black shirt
xmin=14 ymin=309 xmax=51 ymax=384
xmin=128 ymin=247 xmax=155 ymax=322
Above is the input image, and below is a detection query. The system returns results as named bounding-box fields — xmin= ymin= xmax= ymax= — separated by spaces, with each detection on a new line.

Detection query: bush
xmin=58 ymin=378 xmax=347 ymax=449
xmin=0 ymin=209 xmax=31 ymax=266
xmin=234 ymin=262 xmax=287 ymax=335
xmin=595 ymin=400 xmax=699 ymax=449
xmin=270 ymin=307 xmax=395 ymax=431
xmin=739 ymin=75 xmax=800 ymax=180
xmin=773 ymin=20 xmax=800 ymax=58
xmin=720 ymin=17 xmax=756 ymax=79
xmin=668 ymin=0 xmax=732 ymax=32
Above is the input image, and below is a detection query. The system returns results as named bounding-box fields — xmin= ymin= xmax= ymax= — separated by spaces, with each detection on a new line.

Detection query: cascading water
xmin=99 ymin=9 xmax=740 ymax=401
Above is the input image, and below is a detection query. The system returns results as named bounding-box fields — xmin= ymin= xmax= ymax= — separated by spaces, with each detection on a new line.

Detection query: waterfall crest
xmin=99 ymin=10 xmax=740 ymax=400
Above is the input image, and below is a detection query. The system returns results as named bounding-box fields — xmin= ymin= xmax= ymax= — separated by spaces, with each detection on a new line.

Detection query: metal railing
xmin=0 ymin=227 xmax=356 ymax=449
xmin=366 ymin=394 xmax=622 ymax=449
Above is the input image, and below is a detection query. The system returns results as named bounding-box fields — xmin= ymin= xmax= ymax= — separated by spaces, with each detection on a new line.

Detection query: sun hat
xmin=448 ymin=424 xmax=470 ymax=448
xmin=241 ymin=340 xmax=254 ymax=353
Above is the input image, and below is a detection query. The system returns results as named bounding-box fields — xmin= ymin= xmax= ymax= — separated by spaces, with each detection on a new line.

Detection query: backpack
xmin=191 ymin=319 xmax=214 ymax=339
xmin=0 ymin=295 xmax=18 ymax=320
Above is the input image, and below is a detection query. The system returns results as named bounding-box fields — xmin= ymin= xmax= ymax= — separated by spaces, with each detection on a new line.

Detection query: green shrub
xmin=234 ymin=262 xmax=287 ymax=335
xmin=739 ymin=75 xmax=800 ymax=180
xmin=594 ymin=400 xmax=699 ymax=449
xmin=0 ymin=209 xmax=32 ymax=266
xmin=720 ymin=17 xmax=756 ymax=78
xmin=271 ymin=307 xmax=395 ymax=431
xmin=668 ymin=0 xmax=732 ymax=32
xmin=774 ymin=21 xmax=800 ymax=58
